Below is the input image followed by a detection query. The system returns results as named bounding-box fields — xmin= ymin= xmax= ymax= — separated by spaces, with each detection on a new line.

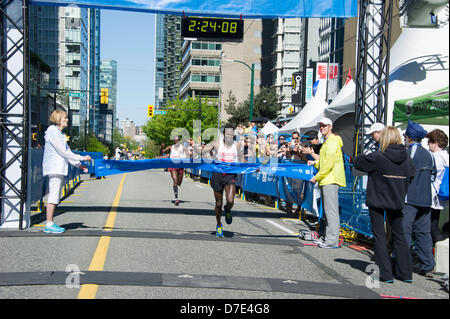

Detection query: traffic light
xmin=148 ymin=105 xmax=154 ymax=117
xmin=100 ymin=88 xmax=109 ymax=104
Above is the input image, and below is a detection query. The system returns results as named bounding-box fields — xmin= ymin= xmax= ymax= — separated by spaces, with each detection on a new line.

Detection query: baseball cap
xmin=366 ymin=123 xmax=385 ymax=135
xmin=317 ymin=118 xmax=332 ymax=126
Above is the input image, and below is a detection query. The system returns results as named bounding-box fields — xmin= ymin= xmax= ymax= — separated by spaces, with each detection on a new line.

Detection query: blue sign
xmin=30 ymin=0 xmax=357 ymax=18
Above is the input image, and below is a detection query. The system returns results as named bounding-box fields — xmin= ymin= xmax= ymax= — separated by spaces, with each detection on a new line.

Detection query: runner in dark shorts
xmin=210 ymin=172 xmax=237 ymax=193
xmin=201 ymin=124 xmax=241 ymax=237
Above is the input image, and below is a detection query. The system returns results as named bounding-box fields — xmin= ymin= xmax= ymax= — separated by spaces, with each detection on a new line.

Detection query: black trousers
xmin=431 ymin=208 xmax=445 ymax=244
xmin=369 ymin=207 xmax=412 ymax=281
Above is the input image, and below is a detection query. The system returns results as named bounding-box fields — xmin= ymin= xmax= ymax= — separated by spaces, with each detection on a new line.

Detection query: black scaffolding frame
xmin=0 ymin=0 xmax=30 ymax=229
xmin=354 ymin=0 xmax=393 ymax=156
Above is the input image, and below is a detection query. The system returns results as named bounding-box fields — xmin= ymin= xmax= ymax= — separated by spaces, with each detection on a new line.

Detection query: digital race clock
xmin=181 ymin=17 xmax=244 ymax=41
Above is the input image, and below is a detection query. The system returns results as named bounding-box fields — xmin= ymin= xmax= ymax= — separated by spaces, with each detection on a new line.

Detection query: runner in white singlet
xmin=162 ymin=135 xmax=190 ymax=205
xmin=201 ymin=124 xmax=242 ymax=237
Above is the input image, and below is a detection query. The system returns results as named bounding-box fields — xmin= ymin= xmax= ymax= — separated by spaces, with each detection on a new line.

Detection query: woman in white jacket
xmin=42 ymin=110 xmax=91 ymax=233
xmin=426 ymin=129 xmax=449 ymax=244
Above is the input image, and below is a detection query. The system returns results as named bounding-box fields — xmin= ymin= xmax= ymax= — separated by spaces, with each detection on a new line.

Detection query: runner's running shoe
xmin=44 ymin=223 xmax=65 ymax=234
xmin=216 ymin=225 xmax=224 ymax=238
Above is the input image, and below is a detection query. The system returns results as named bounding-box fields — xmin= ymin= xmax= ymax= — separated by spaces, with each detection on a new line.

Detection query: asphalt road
xmin=0 ymin=169 xmax=448 ymax=305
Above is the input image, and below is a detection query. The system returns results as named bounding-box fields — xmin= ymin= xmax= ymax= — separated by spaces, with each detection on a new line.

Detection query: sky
xmin=100 ymin=9 xmax=156 ymax=127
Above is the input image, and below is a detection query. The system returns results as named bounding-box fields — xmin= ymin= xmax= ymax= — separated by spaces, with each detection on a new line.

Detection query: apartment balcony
xmin=271 ymin=43 xmax=284 ymax=54
xmin=190 ymin=49 xmax=222 ymax=58
xmin=272 ymin=26 xmax=284 ymax=37
xmin=284 ymin=43 xmax=300 ymax=51
xmin=270 ymin=62 xmax=283 ymax=72
xmin=179 ymin=81 xmax=220 ymax=98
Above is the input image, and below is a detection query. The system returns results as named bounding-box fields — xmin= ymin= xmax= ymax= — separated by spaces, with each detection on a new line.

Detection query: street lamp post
xmin=226 ymin=59 xmax=255 ymax=121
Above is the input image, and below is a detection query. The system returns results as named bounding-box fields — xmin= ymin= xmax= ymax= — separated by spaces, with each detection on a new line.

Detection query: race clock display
xmin=181 ymin=17 xmax=244 ymax=41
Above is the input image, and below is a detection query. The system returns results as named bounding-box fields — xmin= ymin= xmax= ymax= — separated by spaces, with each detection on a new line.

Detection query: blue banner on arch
xmin=94 ymin=158 xmax=316 ymax=181
xmin=29 ymin=0 xmax=357 ymax=18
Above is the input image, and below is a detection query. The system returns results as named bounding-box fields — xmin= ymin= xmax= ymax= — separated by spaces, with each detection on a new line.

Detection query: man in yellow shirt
xmin=309 ymin=118 xmax=346 ymax=248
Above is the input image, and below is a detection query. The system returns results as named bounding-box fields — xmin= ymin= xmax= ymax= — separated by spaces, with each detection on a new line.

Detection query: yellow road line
xmin=77 ymin=174 xmax=127 ymax=299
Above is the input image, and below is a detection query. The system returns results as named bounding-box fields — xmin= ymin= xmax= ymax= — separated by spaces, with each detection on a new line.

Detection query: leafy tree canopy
xmin=143 ymin=97 xmax=218 ymax=146
xmin=224 ymin=86 xmax=282 ymax=126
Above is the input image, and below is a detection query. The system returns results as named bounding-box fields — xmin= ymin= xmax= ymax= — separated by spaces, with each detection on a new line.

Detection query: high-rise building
xmin=58 ymin=6 xmax=89 ymax=137
xmin=163 ymin=15 xmax=182 ymax=105
xmin=99 ymin=59 xmax=117 ymax=143
xmin=29 ymin=6 xmax=101 ymax=142
xmin=119 ymin=118 xmax=136 ymax=138
xmin=154 ymin=14 xmax=165 ymax=109
xmin=271 ymin=18 xmax=301 ymax=112
xmin=29 ymin=6 xmax=59 ymax=93
xmin=88 ymin=9 xmax=101 ymax=132
xmin=318 ymin=18 xmax=345 ymax=101
xmin=179 ymin=40 xmax=222 ymax=101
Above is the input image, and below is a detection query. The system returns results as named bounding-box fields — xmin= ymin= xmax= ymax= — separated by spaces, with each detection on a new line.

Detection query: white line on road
xmin=265 ymin=219 xmax=298 ymax=236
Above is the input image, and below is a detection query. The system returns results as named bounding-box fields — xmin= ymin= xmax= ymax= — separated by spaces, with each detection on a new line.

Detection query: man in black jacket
xmin=403 ymin=120 xmax=437 ymax=278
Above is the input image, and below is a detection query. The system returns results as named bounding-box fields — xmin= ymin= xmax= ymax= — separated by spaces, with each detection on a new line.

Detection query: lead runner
xmin=201 ymin=124 xmax=242 ymax=237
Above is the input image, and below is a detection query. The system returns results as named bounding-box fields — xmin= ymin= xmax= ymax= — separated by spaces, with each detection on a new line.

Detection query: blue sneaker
xmin=216 ymin=226 xmax=224 ymax=238
xmin=44 ymin=223 xmax=65 ymax=234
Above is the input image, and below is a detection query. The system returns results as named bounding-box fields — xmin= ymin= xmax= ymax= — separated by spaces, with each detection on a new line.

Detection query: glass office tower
xmin=89 ymin=9 xmax=101 ymax=135
xmin=99 ymin=59 xmax=117 ymax=143
xmin=59 ymin=6 xmax=89 ymax=137
xmin=154 ymin=14 xmax=165 ymax=109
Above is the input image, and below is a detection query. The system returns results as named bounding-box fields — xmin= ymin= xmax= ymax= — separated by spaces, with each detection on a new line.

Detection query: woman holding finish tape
xmin=42 ymin=110 xmax=91 ymax=234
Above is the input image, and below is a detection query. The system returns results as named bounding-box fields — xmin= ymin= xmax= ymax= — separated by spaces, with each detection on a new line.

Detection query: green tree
xmin=224 ymin=86 xmax=282 ymax=126
xmin=112 ymin=128 xmax=125 ymax=148
xmin=84 ymin=134 xmax=109 ymax=154
xmin=122 ymin=136 xmax=139 ymax=152
xmin=143 ymin=97 xmax=218 ymax=145
xmin=142 ymin=139 xmax=160 ymax=158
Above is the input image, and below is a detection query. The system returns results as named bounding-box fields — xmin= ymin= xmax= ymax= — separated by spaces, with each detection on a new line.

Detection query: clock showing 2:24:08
xmin=190 ymin=20 xmax=238 ymax=33
xmin=181 ymin=17 xmax=244 ymax=40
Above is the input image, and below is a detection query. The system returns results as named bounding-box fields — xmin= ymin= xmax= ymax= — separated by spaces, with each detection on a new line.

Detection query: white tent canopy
xmin=324 ymin=79 xmax=356 ymax=121
xmin=278 ymin=95 xmax=328 ymax=134
xmin=387 ymin=23 xmax=449 ymax=138
xmin=260 ymin=121 xmax=279 ymax=135
xmin=279 ymin=79 xmax=356 ymax=135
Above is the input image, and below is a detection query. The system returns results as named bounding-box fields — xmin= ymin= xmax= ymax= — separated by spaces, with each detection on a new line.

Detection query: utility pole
xmin=301 ymin=18 xmax=309 ymax=109
xmin=249 ymin=63 xmax=255 ymax=122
